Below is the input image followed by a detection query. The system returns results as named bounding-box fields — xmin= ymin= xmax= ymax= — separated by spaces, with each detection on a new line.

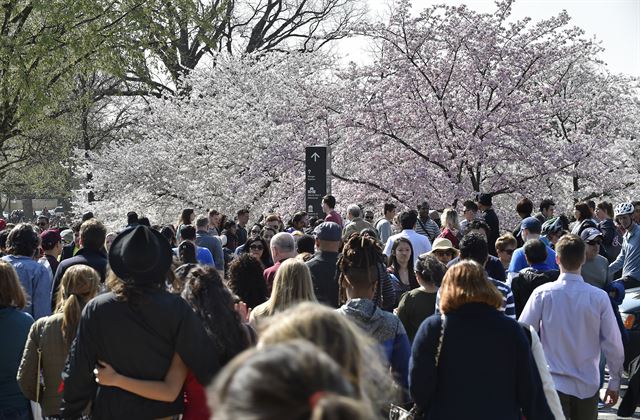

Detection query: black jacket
xmin=306 ymin=251 xmax=340 ymax=308
xmin=482 ymin=208 xmax=500 ymax=256
xmin=61 ymin=290 xmax=219 ymax=419
xmin=511 ymin=268 xmax=560 ymax=318
xmin=51 ymin=248 xmax=108 ymax=310
xmin=409 ymin=303 xmax=553 ymax=420
xmin=60 ymin=242 xmax=76 ymax=262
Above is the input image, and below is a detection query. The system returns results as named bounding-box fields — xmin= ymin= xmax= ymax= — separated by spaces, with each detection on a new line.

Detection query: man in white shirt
xmin=384 ymin=210 xmax=431 ymax=265
xmin=520 ymin=234 xmax=624 ymax=419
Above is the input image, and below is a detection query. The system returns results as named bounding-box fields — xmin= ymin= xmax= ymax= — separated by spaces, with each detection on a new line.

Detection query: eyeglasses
xmin=249 ymin=244 xmax=263 ymax=251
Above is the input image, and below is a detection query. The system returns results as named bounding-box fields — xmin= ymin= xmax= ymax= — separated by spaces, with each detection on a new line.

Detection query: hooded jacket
xmin=337 ymin=298 xmax=410 ymax=387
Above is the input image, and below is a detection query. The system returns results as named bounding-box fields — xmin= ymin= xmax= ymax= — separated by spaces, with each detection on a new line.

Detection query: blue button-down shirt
xmin=609 ymin=223 xmax=640 ymax=280
xmin=519 ymin=272 xmax=624 ymax=398
xmin=2 ymin=255 xmax=52 ymax=320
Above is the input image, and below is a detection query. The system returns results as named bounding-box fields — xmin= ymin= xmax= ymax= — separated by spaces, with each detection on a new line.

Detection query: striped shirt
xmin=415 ymin=217 xmax=441 ymax=243
xmin=435 ymin=277 xmax=516 ymax=319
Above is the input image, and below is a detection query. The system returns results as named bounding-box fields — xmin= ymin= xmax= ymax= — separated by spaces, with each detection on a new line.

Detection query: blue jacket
xmin=2 ymin=255 xmax=52 ymax=319
xmin=409 ymin=303 xmax=553 ymax=420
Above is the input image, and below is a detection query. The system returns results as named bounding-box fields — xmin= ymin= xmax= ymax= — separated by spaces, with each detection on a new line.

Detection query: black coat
xmin=306 ymin=251 xmax=340 ymax=308
xmin=61 ymin=290 xmax=219 ymax=419
xmin=482 ymin=208 xmax=500 ymax=256
xmin=51 ymin=248 xmax=108 ymax=310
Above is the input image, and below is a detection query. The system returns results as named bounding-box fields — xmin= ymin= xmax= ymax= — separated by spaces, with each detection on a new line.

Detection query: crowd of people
xmin=1 ymin=193 xmax=640 ymax=419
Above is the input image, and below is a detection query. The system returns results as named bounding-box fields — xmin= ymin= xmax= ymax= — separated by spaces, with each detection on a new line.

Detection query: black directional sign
xmin=305 ymin=146 xmax=330 ymax=219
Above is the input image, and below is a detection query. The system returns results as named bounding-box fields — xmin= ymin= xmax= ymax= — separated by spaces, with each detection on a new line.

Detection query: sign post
xmin=305 ymin=146 xmax=331 ymax=219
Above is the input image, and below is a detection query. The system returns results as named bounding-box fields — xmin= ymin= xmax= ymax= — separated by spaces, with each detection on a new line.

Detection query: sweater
xmin=337 ymin=298 xmax=410 ymax=388
xmin=17 ymin=313 xmax=87 ymax=416
xmin=409 ymin=303 xmax=553 ymax=420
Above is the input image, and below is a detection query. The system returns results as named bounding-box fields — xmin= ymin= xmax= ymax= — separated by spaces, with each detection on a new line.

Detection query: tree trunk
xmin=22 ymin=198 xmax=33 ymax=221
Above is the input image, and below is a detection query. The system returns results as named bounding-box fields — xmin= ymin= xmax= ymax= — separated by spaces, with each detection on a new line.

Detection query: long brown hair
xmin=58 ymin=265 xmax=100 ymax=347
xmin=0 ymin=261 xmax=27 ymax=309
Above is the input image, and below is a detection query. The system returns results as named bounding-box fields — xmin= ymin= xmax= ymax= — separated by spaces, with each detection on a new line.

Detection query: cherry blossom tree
xmin=335 ymin=0 xmax=617 ymax=209
xmin=75 ymin=53 xmax=342 ymax=227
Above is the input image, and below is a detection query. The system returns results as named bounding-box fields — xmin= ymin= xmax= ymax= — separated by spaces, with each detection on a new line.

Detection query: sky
xmin=335 ymin=0 xmax=640 ymax=77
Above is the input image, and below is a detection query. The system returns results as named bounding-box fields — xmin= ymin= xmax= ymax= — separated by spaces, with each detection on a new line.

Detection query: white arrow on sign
xmin=311 ymin=152 xmax=320 ymax=162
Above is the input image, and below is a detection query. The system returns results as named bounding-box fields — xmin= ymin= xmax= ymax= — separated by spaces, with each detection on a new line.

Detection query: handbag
xmin=388 ymin=315 xmax=446 ymax=420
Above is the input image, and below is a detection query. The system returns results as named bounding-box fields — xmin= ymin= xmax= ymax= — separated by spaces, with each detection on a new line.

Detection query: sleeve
xmin=174 ymin=302 xmax=220 ymax=386
xmin=383 ymin=237 xmax=393 ymax=257
xmin=396 ymin=294 xmax=411 ymax=331
xmin=17 ymin=320 xmax=42 ymax=401
xmin=61 ymin=306 xmax=99 ymax=418
xmin=527 ymin=325 xmax=565 ymax=420
xmin=376 ymin=262 xmax=396 ymax=312
xmin=379 ymin=222 xmax=392 ymax=244
xmin=490 ymin=259 xmax=507 ymax=282
xmin=408 ymin=318 xmax=439 ymax=413
xmin=515 ymin=326 xmax=554 ymax=420
xmin=518 ymin=290 xmax=542 ymax=331
xmin=503 ymin=287 xmax=516 ymax=320
xmin=600 ymin=295 xmax=624 ymax=391
xmin=199 ymin=248 xmax=214 ymax=266
xmin=600 ymin=221 xmax=616 ymax=246
xmin=51 ymin=264 xmax=64 ymax=311
xmin=391 ymin=322 xmax=411 ymax=390
xmin=212 ymin=237 xmax=225 ymax=271
xmin=609 ymin=244 xmax=625 ymax=277
xmin=34 ymin=264 xmax=53 ymax=319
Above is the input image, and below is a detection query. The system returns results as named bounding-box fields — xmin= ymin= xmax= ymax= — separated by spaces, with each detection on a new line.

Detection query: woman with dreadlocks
xmin=337 ymin=234 xmax=411 ymax=390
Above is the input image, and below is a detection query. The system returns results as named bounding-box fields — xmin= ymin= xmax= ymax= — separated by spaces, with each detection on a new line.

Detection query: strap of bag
xmin=435 ymin=314 xmax=446 ymax=367
xmin=35 ymin=329 xmax=43 ymax=403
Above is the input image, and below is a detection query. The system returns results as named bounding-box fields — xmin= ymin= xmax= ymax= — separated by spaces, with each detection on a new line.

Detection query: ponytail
xmin=62 ymin=294 xmax=83 ymax=347
xmin=310 ymin=393 xmax=374 ymax=420
xmin=58 ymin=265 xmax=100 ymax=348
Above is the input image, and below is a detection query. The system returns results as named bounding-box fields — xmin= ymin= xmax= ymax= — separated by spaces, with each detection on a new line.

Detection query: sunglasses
xmin=502 ymin=248 xmax=515 ymax=255
xmin=249 ymin=244 xmax=263 ymax=251
xmin=37 ymin=221 xmax=47 ymax=226
xmin=587 ymin=240 xmax=602 ymax=246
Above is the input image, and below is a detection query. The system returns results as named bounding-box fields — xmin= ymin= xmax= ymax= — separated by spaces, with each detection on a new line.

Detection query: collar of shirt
xmin=557 ymin=272 xmax=584 ymax=282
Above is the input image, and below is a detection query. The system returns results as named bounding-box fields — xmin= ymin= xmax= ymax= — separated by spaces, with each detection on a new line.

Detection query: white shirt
xmin=383 ymin=229 xmax=432 ymax=266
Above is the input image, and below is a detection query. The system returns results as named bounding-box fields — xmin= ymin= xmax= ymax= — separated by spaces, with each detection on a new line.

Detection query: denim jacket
xmin=2 ymin=255 xmax=52 ymax=319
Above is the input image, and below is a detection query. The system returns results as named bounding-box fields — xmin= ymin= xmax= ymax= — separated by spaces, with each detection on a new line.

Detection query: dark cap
xmin=519 ymin=217 xmax=542 ymax=235
xmin=40 ymin=229 xmax=61 ymax=248
xmin=313 ymin=222 xmax=341 ymax=242
xmin=580 ymin=227 xmax=603 ymax=243
xmin=477 ymin=193 xmax=492 ymax=206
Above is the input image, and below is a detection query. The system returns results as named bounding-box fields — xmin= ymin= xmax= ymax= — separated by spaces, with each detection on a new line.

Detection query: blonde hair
xmin=440 ymin=208 xmax=459 ymax=230
xmin=0 ymin=261 xmax=27 ymax=309
xmin=263 ymin=259 xmax=316 ymax=316
xmin=439 ymin=260 xmax=502 ymax=314
xmin=58 ymin=265 xmax=100 ymax=347
xmin=259 ymin=303 xmax=396 ymax=408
